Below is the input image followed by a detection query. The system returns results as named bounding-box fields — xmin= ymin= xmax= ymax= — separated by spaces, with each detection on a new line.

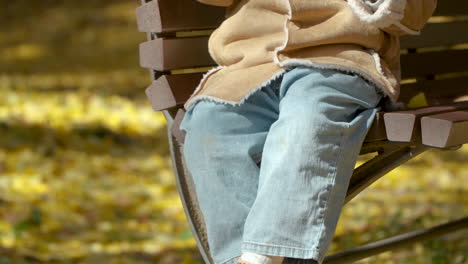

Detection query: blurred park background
xmin=0 ymin=0 xmax=467 ymax=263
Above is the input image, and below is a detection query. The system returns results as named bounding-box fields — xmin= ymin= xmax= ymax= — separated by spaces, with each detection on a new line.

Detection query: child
xmin=179 ymin=1 xmax=437 ymax=263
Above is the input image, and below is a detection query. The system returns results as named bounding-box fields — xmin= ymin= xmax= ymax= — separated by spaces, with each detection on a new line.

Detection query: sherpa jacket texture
xmin=184 ymin=0 xmax=437 ymax=109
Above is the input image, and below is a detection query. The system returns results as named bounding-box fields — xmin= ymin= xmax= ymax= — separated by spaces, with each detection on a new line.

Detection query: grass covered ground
xmin=0 ymin=1 xmax=467 ymax=263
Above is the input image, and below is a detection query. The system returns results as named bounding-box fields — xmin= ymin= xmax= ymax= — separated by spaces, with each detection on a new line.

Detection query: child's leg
xmin=241 ymin=67 xmax=383 ymax=264
xmin=180 ymin=79 xmax=282 ymax=264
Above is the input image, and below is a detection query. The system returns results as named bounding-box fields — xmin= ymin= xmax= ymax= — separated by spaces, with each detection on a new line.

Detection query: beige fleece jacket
xmin=184 ymin=0 xmax=437 ymax=109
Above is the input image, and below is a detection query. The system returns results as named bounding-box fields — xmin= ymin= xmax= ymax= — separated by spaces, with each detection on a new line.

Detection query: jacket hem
xmin=184 ymin=65 xmax=225 ymax=109
xmin=184 ymin=68 xmax=288 ymax=110
xmin=183 ymin=59 xmax=393 ymax=111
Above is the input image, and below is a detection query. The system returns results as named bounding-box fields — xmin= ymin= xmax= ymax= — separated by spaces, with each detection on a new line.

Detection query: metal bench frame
xmin=136 ymin=0 xmax=468 ymax=263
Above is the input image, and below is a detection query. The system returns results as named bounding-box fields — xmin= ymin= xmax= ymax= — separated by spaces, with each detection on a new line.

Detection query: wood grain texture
xmin=383 ymin=101 xmax=468 ymax=142
xmin=136 ymin=0 xmax=225 ymax=33
xmin=140 ymin=37 xmax=214 ymax=71
xmin=421 ymin=111 xmax=468 ymax=148
xmin=145 ymin=74 xmax=202 ymax=111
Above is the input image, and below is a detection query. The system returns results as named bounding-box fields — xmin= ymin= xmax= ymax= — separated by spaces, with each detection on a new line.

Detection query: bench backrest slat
xmin=146 ymin=73 xmax=203 ymax=111
xmin=139 ymin=38 xmax=468 ymax=78
xmin=140 ymin=37 xmax=213 ymax=71
xmin=136 ymin=0 xmax=224 ymax=34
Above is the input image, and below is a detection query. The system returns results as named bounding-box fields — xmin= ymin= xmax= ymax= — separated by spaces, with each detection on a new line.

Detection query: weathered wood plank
xmin=401 ymin=49 xmax=468 ymax=79
xmin=145 ymin=74 xmax=202 ymax=111
xmin=140 ymin=37 xmax=214 ymax=71
xmin=401 ymin=21 xmax=468 ymax=49
xmin=421 ymin=111 xmax=468 ymax=148
xmin=136 ymin=0 xmax=225 ymax=33
xmin=383 ymin=101 xmax=468 ymax=142
xmin=433 ymin=0 xmax=468 ymax=16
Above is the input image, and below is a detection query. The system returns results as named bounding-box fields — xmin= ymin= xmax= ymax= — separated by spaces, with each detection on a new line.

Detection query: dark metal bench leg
xmin=323 ymin=216 xmax=468 ymax=264
xmin=346 ymin=143 xmax=429 ymax=203
xmin=164 ymin=112 xmax=214 ymax=264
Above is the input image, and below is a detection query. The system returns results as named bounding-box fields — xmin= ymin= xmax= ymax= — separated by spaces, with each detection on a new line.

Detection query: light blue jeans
xmin=180 ymin=67 xmax=383 ymax=264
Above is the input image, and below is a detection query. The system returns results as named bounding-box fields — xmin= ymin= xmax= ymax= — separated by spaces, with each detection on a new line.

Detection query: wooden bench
xmin=136 ymin=0 xmax=468 ymax=263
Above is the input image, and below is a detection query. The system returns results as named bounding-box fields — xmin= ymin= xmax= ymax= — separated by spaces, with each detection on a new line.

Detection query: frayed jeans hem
xmin=242 ymin=241 xmax=320 ymax=263
xmin=220 ymin=255 xmax=241 ymax=264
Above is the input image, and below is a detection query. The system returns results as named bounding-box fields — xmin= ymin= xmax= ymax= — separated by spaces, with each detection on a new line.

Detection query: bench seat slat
xmin=421 ymin=111 xmax=468 ymax=148
xmin=383 ymin=101 xmax=468 ymax=142
xmin=136 ymin=0 xmax=224 ymax=33
xmin=401 ymin=21 xmax=468 ymax=49
xmin=140 ymin=37 xmax=214 ymax=71
xmin=401 ymin=49 xmax=468 ymax=79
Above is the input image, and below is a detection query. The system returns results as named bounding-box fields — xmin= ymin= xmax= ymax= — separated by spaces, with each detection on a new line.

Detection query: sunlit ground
xmin=0 ymin=1 xmax=466 ymax=263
